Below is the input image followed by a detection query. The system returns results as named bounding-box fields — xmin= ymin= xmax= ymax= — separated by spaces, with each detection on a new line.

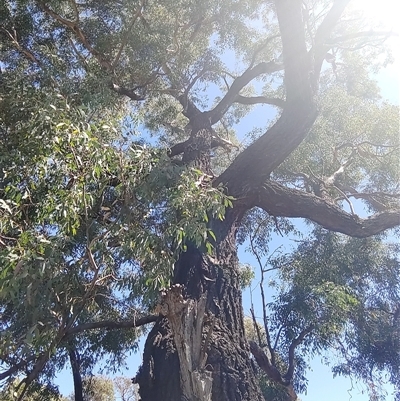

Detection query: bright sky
xmin=352 ymin=0 xmax=399 ymax=104
xmin=54 ymin=1 xmax=399 ymax=399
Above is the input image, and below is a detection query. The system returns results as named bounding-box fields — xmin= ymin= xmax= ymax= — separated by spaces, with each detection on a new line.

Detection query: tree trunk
xmin=68 ymin=347 xmax=84 ymax=401
xmin=136 ymin=212 xmax=264 ymax=401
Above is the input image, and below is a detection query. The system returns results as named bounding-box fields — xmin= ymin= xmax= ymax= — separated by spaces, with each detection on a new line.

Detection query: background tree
xmin=113 ymin=377 xmax=139 ymax=401
xmin=0 ymin=1 xmax=399 ymax=401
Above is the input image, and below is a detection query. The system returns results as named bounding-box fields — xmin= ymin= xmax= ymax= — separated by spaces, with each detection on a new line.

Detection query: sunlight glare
xmin=351 ymin=0 xmax=399 ymax=34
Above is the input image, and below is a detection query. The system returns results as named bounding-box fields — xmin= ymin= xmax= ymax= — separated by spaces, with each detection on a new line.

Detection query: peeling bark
xmin=156 ymin=285 xmax=212 ymax=401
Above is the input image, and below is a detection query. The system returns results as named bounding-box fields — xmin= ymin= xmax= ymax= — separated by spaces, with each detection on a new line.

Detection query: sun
xmin=351 ymin=0 xmax=399 ymax=35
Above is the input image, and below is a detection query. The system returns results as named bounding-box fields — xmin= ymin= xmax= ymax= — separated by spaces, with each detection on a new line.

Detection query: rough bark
xmin=137 ymin=212 xmax=264 ymax=401
xmin=68 ymin=347 xmax=84 ymax=401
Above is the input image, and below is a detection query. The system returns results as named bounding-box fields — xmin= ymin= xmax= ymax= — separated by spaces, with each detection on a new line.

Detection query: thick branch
xmin=249 ymin=341 xmax=298 ymax=401
xmin=314 ymin=0 xmax=351 ymax=46
xmin=0 ymin=356 xmax=36 ymax=381
xmin=68 ymin=346 xmax=84 ymax=401
xmin=110 ymin=82 xmax=145 ymax=101
xmin=249 ymin=341 xmax=283 ymax=383
xmin=274 ymin=0 xmax=312 ymax=102
xmin=254 ymin=181 xmax=400 ymax=237
xmin=215 ymin=101 xmax=317 ymax=197
xmin=214 ymin=1 xmax=318 ymax=196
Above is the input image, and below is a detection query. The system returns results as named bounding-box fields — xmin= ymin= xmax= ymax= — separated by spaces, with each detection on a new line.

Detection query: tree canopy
xmin=0 ymin=1 xmax=399 ymax=400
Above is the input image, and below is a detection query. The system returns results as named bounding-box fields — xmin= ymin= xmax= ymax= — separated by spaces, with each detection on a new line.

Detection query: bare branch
xmin=205 ymin=61 xmax=282 ymax=125
xmin=234 ymin=95 xmax=285 ymax=108
xmin=64 ymin=314 xmax=158 ymax=337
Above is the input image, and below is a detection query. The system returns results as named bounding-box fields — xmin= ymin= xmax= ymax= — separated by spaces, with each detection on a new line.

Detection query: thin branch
xmin=327 ymin=30 xmax=398 ymax=44
xmin=283 ymin=325 xmax=314 ymax=381
xmin=112 ymin=5 xmax=143 ymax=69
xmin=248 ymin=34 xmax=280 ymax=68
xmin=205 ymin=61 xmax=282 ymax=124
xmin=250 ymin=306 xmax=264 ymax=347
xmin=333 ymin=185 xmax=356 ymax=215
xmin=0 ymin=26 xmax=40 ymax=65
xmin=68 ymin=0 xmax=80 ymax=22
xmin=311 ymin=0 xmax=351 ymax=86
xmin=64 ymin=314 xmax=158 ymax=337
xmin=37 ymin=0 xmax=112 ymax=69
xmin=168 ymin=133 xmax=237 ymax=157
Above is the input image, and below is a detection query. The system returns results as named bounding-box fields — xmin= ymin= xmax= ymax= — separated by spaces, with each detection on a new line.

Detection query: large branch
xmin=214 ymin=0 xmax=317 ymax=196
xmin=274 ymin=0 xmax=313 ymax=102
xmin=283 ymin=325 xmax=313 ymax=381
xmin=0 ymin=355 xmax=36 ymax=381
xmin=254 ymin=181 xmax=400 ymax=237
xmin=249 ymin=341 xmax=298 ymax=401
xmin=214 ymin=101 xmax=317 ymax=197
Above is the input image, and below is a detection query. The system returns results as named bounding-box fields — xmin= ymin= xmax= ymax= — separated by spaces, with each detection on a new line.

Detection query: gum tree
xmin=0 ymin=1 xmax=399 ymax=400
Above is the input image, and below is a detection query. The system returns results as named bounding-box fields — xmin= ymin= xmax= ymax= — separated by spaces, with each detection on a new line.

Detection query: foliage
xmin=0 ymin=0 xmax=399 ymax=400
xmin=0 ymin=378 xmax=68 ymax=401
xmin=0 ymin=44 xmax=232 ymax=397
xmin=81 ymin=376 xmax=115 ymax=401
